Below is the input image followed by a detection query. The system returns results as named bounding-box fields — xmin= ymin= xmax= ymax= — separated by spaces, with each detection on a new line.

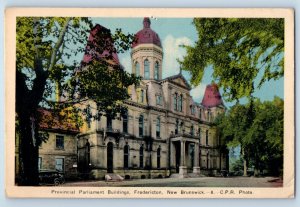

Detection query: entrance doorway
xmin=107 ymin=142 xmax=114 ymax=173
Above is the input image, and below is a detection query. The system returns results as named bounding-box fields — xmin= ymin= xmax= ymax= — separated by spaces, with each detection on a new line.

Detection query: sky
xmin=89 ymin=17 xmax=284 ymax=108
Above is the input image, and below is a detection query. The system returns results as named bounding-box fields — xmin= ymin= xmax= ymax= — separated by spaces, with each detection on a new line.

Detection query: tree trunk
xmin=242 ymin=148 xmax=248 ymax=176
xmin=18 ymin=112 xmax=39 ymax=186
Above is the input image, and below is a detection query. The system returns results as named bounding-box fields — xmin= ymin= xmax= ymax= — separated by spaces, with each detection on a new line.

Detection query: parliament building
xmin=35 ymin=18 xmax=229 ymax=181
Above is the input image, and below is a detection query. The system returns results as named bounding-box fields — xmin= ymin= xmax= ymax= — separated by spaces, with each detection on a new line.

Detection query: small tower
xmin=201 ymin=83 xmax=225 ymax=121
xmin=131 ymin=17 xmax=163 ymax=80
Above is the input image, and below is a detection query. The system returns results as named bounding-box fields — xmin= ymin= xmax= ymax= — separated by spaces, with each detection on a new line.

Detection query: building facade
xmin=76 ymin=18 xmax=229 ymax=180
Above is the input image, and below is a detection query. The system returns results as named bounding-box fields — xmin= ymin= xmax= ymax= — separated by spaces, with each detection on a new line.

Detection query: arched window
xmin=139 ymin=145 xmax=144 ymax=168
xmin=144 ymin=59 xmax=150 ymax=79
xmin=179 ymin=94 xmax=183 ymax=112
xmin=174 ymin=93 xmax=178 ymax=110
xmin=199 ymin=108 xmax=203 ymax=120
xmin=190 ymin=125 xmax=194 ymax=136
xmin=207 ymin=110 xmax=211 ymax=122
xmin=122 ymin=110 xmax=128 ymax=134
xmin=156 ymin=117 xmax=161 ymax=138
xmin=157 ymin=147 xmax=161 ymax=169
xmin=135 ymin=62 xmax=140 ymax=76
xmin=154 ymin=61 xmax=159 ymax=80
xmin=206 ymin=130 xmax=209 ymax=146
xmin=107 ymin=115 xmax=112 ymax=130
xmin=139 ymin=115 xmax=144 ymax=137
xmin=175 ymin=119 xmax=179 ymax=134
xmin=124 ymin=145 xmax=129 ymax=169
xmin=86 ymin=105 xmax=92 ymax=129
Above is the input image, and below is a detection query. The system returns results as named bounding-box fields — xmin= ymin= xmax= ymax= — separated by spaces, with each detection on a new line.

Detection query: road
xmin=62 ymin=176 xmax=283 ymax=187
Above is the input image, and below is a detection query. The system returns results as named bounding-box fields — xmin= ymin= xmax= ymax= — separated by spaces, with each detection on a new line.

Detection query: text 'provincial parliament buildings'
xmin=33 ymin=18 xmax=229 ymax=180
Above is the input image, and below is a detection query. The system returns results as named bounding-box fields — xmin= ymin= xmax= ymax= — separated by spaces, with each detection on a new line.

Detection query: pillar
xmin=193 ymin=143 xmax=200 ymax=175
xmin=179 ymin=140 xmax=187 ymax=177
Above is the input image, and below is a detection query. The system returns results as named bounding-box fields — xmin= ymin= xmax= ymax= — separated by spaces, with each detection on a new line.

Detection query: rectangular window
xmin=55 ymin=135 xmax=64 ymax=150
xmin=55 ymin=158 xmax=64 ymax=172
xmin=38 ymin=157 xmax=42 ymax=170
xmin=173 ymin=93 xmax=178 ymax=110
xmin=206 ymin=130 xmax=209 ymax=146
xmin=107 ymin=116 xmax=112 ymax=130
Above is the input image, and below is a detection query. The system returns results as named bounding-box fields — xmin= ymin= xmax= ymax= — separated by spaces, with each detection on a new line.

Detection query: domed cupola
xmin=131 ymin=18 xmax=163 ymax=80
xmin=132 ymin=17 xmax=162 ymax=48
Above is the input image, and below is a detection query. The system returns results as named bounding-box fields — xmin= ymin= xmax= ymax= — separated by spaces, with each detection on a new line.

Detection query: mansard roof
xmin=161 ymin=73 xmax=191 ymax=90
xmin=82 ymin=24 xmax=120 ymax=66
xmin=201 ymin=83 xmax=224 ymax=108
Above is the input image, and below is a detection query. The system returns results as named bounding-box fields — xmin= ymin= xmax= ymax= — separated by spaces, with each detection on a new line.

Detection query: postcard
xmin=5 ymin=8 xmax=294 ymax=198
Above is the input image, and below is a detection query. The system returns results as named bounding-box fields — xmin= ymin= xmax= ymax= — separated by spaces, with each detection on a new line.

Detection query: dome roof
xmin=132 ymin=17 xmax=162 ymax=48
xmin=201 ymin=83 xmax=224 ymax=108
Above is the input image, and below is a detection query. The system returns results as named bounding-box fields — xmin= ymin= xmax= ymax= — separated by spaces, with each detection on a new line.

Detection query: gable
xmin=168 ymin=75 xmax=191 ymax=90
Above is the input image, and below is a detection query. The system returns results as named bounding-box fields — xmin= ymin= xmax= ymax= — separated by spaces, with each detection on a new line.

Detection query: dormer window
xmin=154 ymin=61 xmax=159 ymax=80
xmin=144 ymin=59 xmax=150 ymax=79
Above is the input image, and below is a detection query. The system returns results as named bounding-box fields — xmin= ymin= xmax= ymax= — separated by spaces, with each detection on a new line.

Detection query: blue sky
xmin=90 ymin=17 xmax=284 ymax=108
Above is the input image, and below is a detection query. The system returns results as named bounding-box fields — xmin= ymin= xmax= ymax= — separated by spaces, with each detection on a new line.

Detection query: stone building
xmin=76 ymin=18 xmax=229 ymax=180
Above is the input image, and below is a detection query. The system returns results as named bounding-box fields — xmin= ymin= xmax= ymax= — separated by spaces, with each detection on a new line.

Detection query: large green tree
xmin=16 ymin=17 xmax=139 ymax=185
xmin=181 ymin=18 xmax=284 ymax=176
xmin=180 ymin=18 xmax=284 ymax=102
xmin=216 ymin=97 xmax=283 ymax=176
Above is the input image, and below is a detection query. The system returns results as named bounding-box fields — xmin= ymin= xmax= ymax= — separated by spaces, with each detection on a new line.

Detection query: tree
xmin=180 ymin=18 xmax=284 ymax=102
xmin=216 ymin=97 xmax=283 ymax=176
xmin=16 ymin=17 xmax=139 ymax=185
xmin=182 ymin=18 xmax=284 ymax=176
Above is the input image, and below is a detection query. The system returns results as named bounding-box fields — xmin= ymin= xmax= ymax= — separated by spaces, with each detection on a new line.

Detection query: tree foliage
xmin=180 ymin=18 xmax=284 ymax=101
xmin=216 ymin=97 xmax=284 ymax=176
xmin=16 ymin=17 xmax=139 ymax=185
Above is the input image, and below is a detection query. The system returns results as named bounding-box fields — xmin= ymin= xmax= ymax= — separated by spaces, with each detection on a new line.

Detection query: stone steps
xmin=105 ymin=173 xmax=124 ymax=182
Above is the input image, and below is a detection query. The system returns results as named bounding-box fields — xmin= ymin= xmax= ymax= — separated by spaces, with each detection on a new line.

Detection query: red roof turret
xmin=201 ymin=83 xmax=224 ymax=108
xmin=132 ymin=17 xmax=162 ymax=48
xmin=82 ymin=24 xmax=120 ymax=65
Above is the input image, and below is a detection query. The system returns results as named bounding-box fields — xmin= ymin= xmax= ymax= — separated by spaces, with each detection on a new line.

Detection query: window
xmin=135 ymin=62 xmax=140 ymax=76
xmin=86 ymin=105 xmax=92 ymax=128
xmin=139 ymin=145 xmax=144 ymax=168
xmin=206 ymin=130 xmax=209 ymax=146
xmin=124 ymin=145 xmax=129 ymax=169
xmin=154 ymin=61 xmax=159 ymax=80
xmin=156 ymin=117 xmax=161 ymax=138
xmin=140 ymin=90 xmax=144 ymax=103
xmin=207 ymin=111 xmax=211 ymax=122
xmin=139 ymin=115 xmax=144 ymax=137
xmin=144 ymin=59 xmax=150 ymax=79
xmin=179 ymin=94 xmax=183 ymax=112
xmin=156 ymin=95 xmax=162 ymax=105
xmin=190 ymin=125 xmax=194 ymax=136
xmin=157 ymin=147 xmax=161 ymax=169
xmin=173 ymin=93 xmax=178 ymax=110
xmin=175 ymin=119 xmax=179 ymax=134
xmin=55 ymin=158 xmax=64 ymax=172
xmin=107 ymin=116 xmax=112 ymax=130
xmin=122 ymin=111 xmax=128 ymax=133
xmin=191 ymin=105 xmax=195 ymax=115
xmin=199 ymin=108 xmax=202 ymax=120
xmin=55 ymin=135 xmax=64 ymax=150
xmin=38 ymin=157 xmax=42 ymax=170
